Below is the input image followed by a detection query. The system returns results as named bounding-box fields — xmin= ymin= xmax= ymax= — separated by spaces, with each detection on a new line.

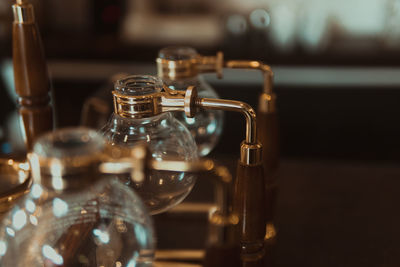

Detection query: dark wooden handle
xmin=13 ymin=20 xmax=53 ymax=150
xmin=257 ymin=111 xmax=279 ymax=224
xmin=234 ymin=162 xmax=266 ymax=265
xmin=257 ymin=112 xmax=279 ymax=175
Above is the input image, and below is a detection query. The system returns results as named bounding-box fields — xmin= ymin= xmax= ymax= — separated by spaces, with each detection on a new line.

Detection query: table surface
xmin=276 ymin=159 xmax=400 ymax=267
xmin=155 ymin=158 xmax=400 ymax=267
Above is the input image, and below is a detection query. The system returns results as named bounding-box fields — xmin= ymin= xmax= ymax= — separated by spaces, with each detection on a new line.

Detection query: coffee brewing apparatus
xmin=0 ymin=0 xmax=277 ymax=266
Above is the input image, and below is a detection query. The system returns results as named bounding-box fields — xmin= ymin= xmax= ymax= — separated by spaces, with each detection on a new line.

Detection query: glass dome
xmin=101 ymin=75 xmax=198 ymax=214
xmin=0 ymin=128 xmax=155 ymax=267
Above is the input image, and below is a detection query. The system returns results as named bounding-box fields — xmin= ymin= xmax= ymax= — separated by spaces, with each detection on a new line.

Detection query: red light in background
xmin=102 ymin=5 xmax=121 ymax=24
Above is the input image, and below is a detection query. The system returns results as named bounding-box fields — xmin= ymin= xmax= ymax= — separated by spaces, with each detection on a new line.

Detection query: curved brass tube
xmin=225 ymin=60 xmax=273 ymax=95
xmin=195 ymin=98 xmax=257 ymax=145
xmin=225 ymin=60 xmax=275 ymax=114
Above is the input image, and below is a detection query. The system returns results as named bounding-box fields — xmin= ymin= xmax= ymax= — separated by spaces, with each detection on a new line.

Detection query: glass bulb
xmin=158 ymin=46 xmax=224 ymax=157
xmin=0 ymin=128 xmax=155 ymax=267
xmin=101 ymin=75 xmax=198 ymax=215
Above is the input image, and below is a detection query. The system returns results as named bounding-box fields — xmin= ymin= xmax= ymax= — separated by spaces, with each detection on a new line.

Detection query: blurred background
xmin=3 ymin=0 xmax=400 ymax=62
xmin=2 ymin=1 xmax=400 ymax=266
xmin=1 ymin=0 xmax=400 ymax=160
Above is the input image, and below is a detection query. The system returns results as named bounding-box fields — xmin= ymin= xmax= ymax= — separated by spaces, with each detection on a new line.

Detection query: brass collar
xmin=156 ymin=52 xmax=223 ymax=80
xmin=13 ymin=2 xmax=35 ymax=24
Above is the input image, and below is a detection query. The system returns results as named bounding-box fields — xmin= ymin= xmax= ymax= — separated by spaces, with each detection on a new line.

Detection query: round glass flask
xmin=158 ymin=46 xmax=224 ymax=156
xmin=101 ymin=75 xmax=198 ymax=214
xmin=0 ymin=128 xmax=155 ymax=267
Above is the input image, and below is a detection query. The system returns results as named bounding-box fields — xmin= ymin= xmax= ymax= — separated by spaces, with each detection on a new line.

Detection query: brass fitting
xmin=240 ymin=142 xmax=263 ymax=166
xmin=157 ymin=47 xmax=223 ymax=80
xmin=13 ymin=1 xmax=35 ymax=24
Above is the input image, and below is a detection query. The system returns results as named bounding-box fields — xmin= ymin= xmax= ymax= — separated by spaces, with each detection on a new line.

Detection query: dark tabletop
xmin=155 ymin=158 xmax=400 ymax=267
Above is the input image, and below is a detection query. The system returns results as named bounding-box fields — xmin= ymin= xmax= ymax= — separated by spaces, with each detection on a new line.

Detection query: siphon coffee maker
xmin=157 ymin=47 xmax=279 ymax=246
xmin=101 ymin=73 xmax=267 ymax=265
xmin=101 ymin=75 xmax=199 ymax=215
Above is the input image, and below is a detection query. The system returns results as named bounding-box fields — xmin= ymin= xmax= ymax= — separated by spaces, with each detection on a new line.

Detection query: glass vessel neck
xmin=114 ymin=75 xmax=163 ymax=96
xmin=112 ymin=75 xmax=170 ymax=119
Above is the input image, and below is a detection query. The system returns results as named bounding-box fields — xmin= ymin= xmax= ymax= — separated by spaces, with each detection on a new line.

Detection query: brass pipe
xmin=194 ymin=96 xmax=262 ymax=166
xmin=224 ymin=60 xmax=276 ymax=115
xmin=196 ymin=98 xmax=257 ymax=145
xmin=225 ymin=60 xmax=273 ymax=95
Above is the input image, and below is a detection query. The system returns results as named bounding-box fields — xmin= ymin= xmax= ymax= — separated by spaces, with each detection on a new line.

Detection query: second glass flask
xmin=157 ymin=46 xmax=224 ymax=157
xmin=101 ymin=75 xmax=198 ymax=214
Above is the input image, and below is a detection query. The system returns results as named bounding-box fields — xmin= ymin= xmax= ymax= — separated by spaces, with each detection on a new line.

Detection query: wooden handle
xmin=257 ymin=111 xmax=279 ymax=224
xmin=257 ymin=112 xmax=279 ymax=174
xmin=12 ymin=6 xmax=53 ymax=150
xmin=234 ymin=162 xmax=266 ymax=266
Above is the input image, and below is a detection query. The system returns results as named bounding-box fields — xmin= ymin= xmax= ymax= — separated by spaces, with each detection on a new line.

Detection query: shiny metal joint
xmin=113 ymin=90 xmax=161 ymax=118
xmin=157 ymin=51 xmax=224 ymax=80
xmin=240 ymin=142 xmax=263 ymax=165
xmin=12 ymin=2 xmax=35 ymax=24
